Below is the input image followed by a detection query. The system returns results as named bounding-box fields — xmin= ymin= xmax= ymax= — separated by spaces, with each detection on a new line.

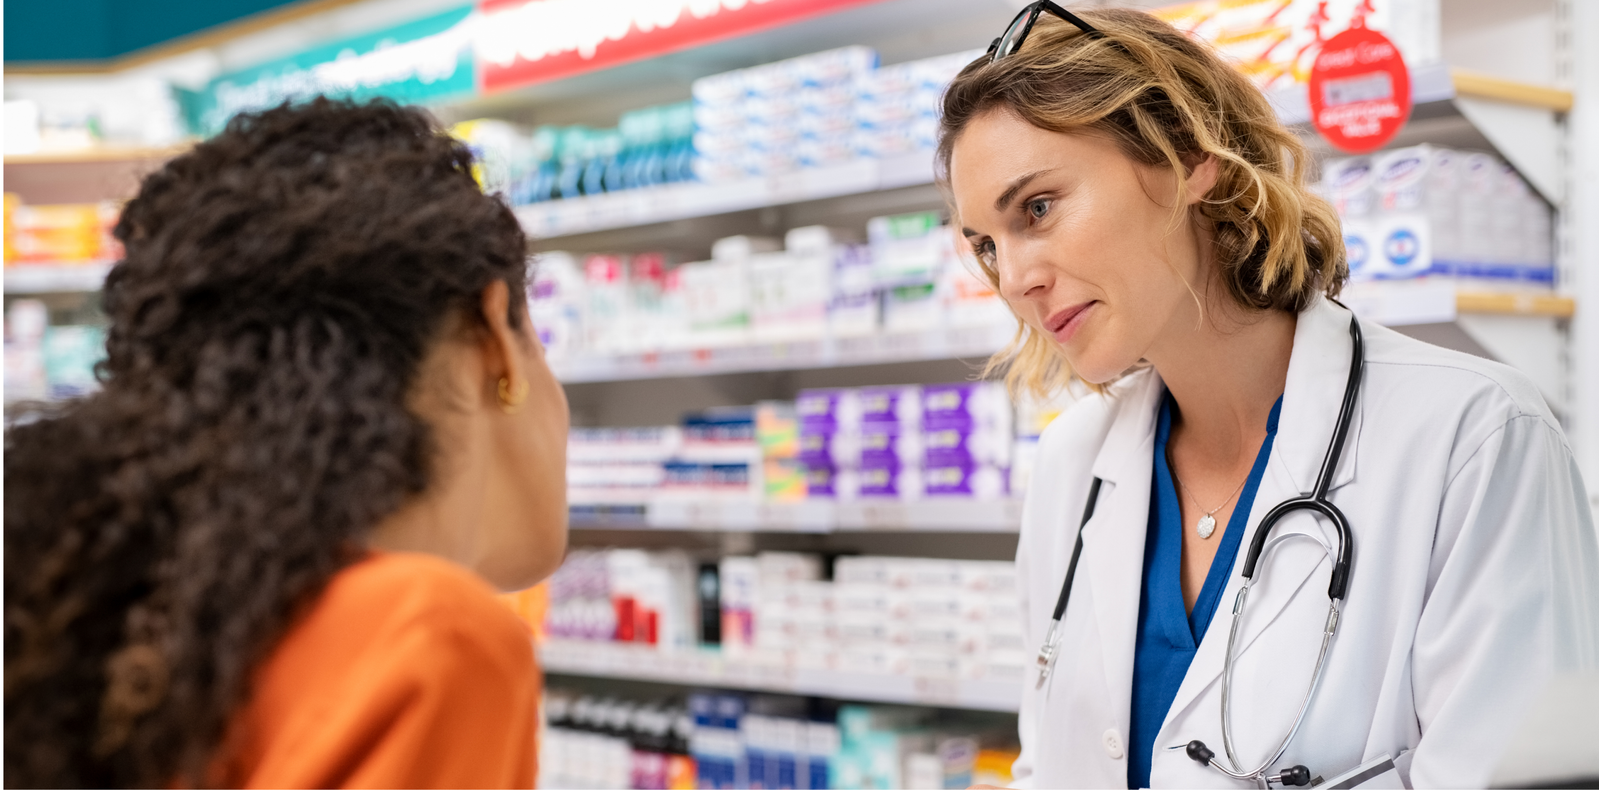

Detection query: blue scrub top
xmin=1127 ymin=391 xmax=1282 ymax=789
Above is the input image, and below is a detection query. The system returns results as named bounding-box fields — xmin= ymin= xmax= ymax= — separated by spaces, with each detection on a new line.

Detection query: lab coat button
xmin=1103 ymin=728 xmax=1125 ymax=759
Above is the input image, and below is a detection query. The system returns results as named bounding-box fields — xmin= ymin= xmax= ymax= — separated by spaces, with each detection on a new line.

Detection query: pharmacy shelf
xmin=517 ymin=62 xmax=1571 ymax=244
xmin=3 ymin=145 xmax=189 ymax=166
xmin=1455 ymin=291 xmax=1576 ymax=318
xmin=551 ymin=322 xmax=1013 ymax=383
xmin=549 ymin=284 xmax=1575 ymax=385
xmin=539 ymin=638 xmax=1022 ymax=713
xmin=567 ymin=498 xmax=1024 ymax=533
xmin=3 ymin=262 xmax=114 ymax=294
xmin=515 ymin=151 xmax=934 ymax=241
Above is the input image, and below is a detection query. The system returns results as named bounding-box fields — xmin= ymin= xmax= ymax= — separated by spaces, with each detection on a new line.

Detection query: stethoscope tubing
xmin=1036 ymin=315 xmax=1366 ymax=788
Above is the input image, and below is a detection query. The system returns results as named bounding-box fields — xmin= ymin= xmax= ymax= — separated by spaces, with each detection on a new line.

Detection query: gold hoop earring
xmin=498 ymin=376 xmax=529 ymax=414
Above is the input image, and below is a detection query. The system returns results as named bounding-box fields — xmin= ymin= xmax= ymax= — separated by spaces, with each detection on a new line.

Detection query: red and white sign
xmin=1307 ymin=24 xmax=1411 ymax=153
xmin=475 ymin=0 xmax=885 ymax=93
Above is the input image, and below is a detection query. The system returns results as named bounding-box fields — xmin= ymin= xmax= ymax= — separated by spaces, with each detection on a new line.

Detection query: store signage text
xmin=1308 ymin=24 xmax=1411 ymax=153
xmin=193 ymin=6 xmax=476 ymax=137
xmin=474 ymin=0 xmax=886 ymax=92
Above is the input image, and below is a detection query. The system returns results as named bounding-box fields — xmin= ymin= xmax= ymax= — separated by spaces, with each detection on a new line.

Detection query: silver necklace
xmin=1168 ymin=454 xmax=1250 ymax=539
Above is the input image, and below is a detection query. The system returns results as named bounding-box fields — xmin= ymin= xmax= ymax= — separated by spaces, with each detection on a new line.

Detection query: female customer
xmin=4 ymin=99 xmax=568 ymax=788
xmin=941 ymin=5 xmax=1599 ymax=788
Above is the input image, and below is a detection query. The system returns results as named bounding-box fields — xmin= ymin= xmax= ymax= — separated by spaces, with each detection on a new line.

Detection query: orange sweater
xmin=216 ymin=552 xmax=540 ymax=788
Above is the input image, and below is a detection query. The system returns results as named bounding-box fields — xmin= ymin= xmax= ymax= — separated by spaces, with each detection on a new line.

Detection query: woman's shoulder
xmin=224 ymin=553 xmax=538 ymax=787
xmin=310 ymin=551 xmax=532 ymax=655
xmin=249 ymin=551 xmax=534 ymax=706
xmin=1359 ymin=319 xmax=1562 ymax=439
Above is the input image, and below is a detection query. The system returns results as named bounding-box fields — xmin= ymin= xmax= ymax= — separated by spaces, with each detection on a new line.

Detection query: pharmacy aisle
xmin=5 ymin=0 xmax=1595 ymax=788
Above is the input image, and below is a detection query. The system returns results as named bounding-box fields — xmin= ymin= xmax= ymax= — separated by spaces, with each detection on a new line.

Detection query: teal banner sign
xmin=190 ymin=5 xmax=475 ymax=136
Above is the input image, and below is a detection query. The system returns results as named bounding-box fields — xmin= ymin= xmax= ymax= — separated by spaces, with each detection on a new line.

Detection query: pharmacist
xmin=940 ymin=5 xmax=1599 ymax=789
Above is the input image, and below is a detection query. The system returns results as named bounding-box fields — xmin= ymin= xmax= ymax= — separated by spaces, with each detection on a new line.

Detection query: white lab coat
xmin=1012 ymin=296 xmax=1599 ymax=789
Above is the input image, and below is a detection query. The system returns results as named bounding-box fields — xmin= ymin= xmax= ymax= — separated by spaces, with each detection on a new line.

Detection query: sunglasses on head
xmin=987 ymin=1 xmax=1104 ymax=63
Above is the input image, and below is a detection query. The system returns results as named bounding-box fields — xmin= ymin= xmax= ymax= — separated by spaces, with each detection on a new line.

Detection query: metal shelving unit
xmin=539 ymin=639 xmax=1022 ymax=713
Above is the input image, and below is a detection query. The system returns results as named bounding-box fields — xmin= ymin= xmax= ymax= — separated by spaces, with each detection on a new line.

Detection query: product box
xmin=678 ymin=258 xmax=751 ymax=347
xmin=923 ymin=459 xmax=1009 ymax=499
xmin=1456 ymin=152 xmax=1504 ymax=281
xmin=1371 ymin=212 xmax=1432 ymax=280
xmin=923 ymin=423 xmax=1013 ymax=467
xmin=859 ymin=423 xmax=923 ymax=468
xmin=858 ymin=458 xmax=922 ymax=499
xmin=923 ymin=383 xmax=1014 ymax=433
xmin=719 ymin=557 xmax=759 ymax=654
xmin=42 ymin=325 xmax=105 ymax=400
xmin=802 ymin=464 xmax=857 ymax=499
xmin=829 ymin=244 xmax=880 ymax=336
xmin=797 ymin=388 xmax=863 ymax=433
xmin=1374 ymin=145 xmax=1459 ymax=272
xmin=626 ymin=253 xmax=685 ymax=353
xmin=869 ymin=212 xmax=946 ymax=285
xmin=859 ymin=385 xmax=922 ymax=427
xmin=1322 ymin=156 xmax=1375 ymax=219
xmin=748 ymin=249 xmax=830 ymax=342
xmin=799 ymin=426 xmax=860 ymax=469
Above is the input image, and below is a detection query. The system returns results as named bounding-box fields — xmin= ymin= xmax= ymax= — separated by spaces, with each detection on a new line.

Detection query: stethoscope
xmin=1036 ymin=315 xmax=1363 ymax=788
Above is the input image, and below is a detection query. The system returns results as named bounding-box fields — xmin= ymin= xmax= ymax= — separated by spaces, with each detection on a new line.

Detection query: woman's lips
xmin=1045 ymin=302 xmax=1096 ymax=344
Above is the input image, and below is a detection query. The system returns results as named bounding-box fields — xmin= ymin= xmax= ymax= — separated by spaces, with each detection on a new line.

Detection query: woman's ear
xmin=1184 ymin=153 xmax=1220 ymax=206
xmin=477 ymin=280 xmax=524 ymax=406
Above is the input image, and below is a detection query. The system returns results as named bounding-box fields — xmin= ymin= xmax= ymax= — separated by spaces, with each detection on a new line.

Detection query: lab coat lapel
xmin=1273 ymin=297 xmax=1364 ymax=495
xmin=1083 ymin=368 xmax=1164 ymax=728
xmin=1160 ymin=297 xmax=1363 ymax=728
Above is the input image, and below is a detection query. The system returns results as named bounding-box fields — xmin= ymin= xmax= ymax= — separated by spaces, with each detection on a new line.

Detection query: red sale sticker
xmin=1307 ymin=25 xmax=1411 ymax=154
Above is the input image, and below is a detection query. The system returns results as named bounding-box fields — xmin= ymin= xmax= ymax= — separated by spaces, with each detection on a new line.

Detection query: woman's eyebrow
xmin=994 ymin=169 xmax=1056 ymax=212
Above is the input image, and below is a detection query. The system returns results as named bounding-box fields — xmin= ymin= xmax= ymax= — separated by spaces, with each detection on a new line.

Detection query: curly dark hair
xmin=4 ymin=98 xmax=530 ymax=788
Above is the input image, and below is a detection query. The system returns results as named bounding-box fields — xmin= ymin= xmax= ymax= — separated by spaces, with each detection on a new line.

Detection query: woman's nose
xmin=997 ymin=237 xmax=1054 ymax=305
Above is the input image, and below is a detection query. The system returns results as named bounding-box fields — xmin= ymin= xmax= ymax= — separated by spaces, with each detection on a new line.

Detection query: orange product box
xmin=6 ymin=201 xmax=121 ymax=264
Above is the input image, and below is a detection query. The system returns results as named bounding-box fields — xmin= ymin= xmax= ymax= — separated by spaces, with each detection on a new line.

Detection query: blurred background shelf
xmin=568 ymin=499 xmax=1023 ymax=533
xmin=517 ymin=152 xmax=935 ymax=242
xmin=3 ymin=263 xmax=115 ymax=294
xmin=540 ymin=639 xmax=1022 ymax=713
xmin=551 ymin=323 xmax=1012 ymax=384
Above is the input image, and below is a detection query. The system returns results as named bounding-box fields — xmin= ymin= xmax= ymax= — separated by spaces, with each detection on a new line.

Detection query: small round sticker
xmin=1385 ymin=228 xmax=1420 ymax=268
xmin=1308 ymin=26 xmax=1412 ymax=154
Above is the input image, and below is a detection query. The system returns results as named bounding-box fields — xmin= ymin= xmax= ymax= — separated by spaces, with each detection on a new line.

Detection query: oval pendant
xmin=1196 ymin=513 xmax=1217 ymax=539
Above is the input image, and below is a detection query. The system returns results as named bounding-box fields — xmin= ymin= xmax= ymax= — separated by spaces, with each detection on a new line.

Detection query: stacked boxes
xmin=692 ymin=47 xmax=878 ymax=182
xmin=566 ymin=382 xmax=1034 ymax=508
xmin=530 ymin=214 xmax=1005 ymax=360
xmin=545 ymin=550 xmax=1022 ymax=684
xmin=665 ymin=407 xmax=764 ymax=501
xmin=797 ymin=388 xmax=863 ymax=500
xmin=2 ymin=195 xmax=121 ymax=265
xmin=544 ymin=549 xmax=699 ymax=650
xmin=545 ymin=685 xmax=1019 ymax=790
xmin=851 ymin=50 xmax=980 ymax=160
xmin=542 ymin=690 xmax=698 ymax=790
xmin=566 ymin=427 xmax=681 ymax=504
xmin=798 ymin=383 xmax=1012 ymax=502
xmin=509 ymin=102 xmax=697 ymax=204
xmin=831 ymin=557 xmax=1024 ymax=683
xmin=921 ymin=384 xmax=1013 ymax=500
xmin=1320 ymin=145 xmax=1554 ymax=288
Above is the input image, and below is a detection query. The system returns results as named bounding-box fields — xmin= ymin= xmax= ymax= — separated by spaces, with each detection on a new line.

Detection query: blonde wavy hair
xmin=936 ymin=7 xmax=1346 ymax=399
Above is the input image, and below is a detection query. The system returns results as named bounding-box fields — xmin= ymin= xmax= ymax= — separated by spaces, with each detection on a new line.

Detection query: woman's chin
xmin=1067 ymin=355 xmax=1124 ymax=387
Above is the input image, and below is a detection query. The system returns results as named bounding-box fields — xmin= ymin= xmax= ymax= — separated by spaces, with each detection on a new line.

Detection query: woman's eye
xmin=972 ymin=239 xmax=995 ymax=261
xmin=1027 ymin=198 xmax=1052 ymax=220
